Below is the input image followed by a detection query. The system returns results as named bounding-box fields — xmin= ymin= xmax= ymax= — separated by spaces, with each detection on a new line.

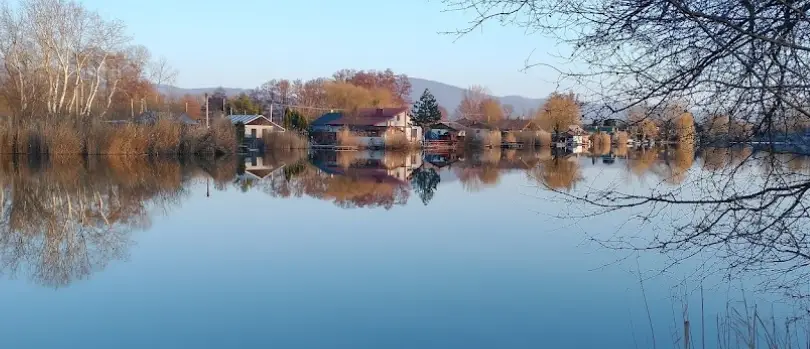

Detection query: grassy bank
xmin=0 ymin=119 xmax=237 ymax=156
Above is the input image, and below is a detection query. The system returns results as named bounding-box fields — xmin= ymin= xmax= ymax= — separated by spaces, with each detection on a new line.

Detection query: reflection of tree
xmin=410 ymin=167 xmax=441 ymax=205
xmin=551 ymin=149 xmax=810 ymax=302
xmin=627 ymin=149 xmax=658 ymax=177
xmin=0 ymin=156 xmax=191 ymax=288
xmin=530 ymin=156 xmax=583 ymax=191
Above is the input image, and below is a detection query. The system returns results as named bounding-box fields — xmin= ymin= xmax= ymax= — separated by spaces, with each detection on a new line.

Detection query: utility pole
xmin=185 ymin=102 xmax=188 ymax=114
xmin=269 ymin=104 xmax=273 ymax=124
xmin=130 ymin=99 xmax=134 ymax=118
xmin=205 ymin=93 xmax=210 ymax=129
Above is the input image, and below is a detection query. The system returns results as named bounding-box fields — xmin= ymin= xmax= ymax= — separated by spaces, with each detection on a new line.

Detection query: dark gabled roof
xmin=431 ymin=121 xmax=469 ymax=131
xmin=454 ymin=118 xmax=496 ymax=130
xmin=228 ymin=114 xmax=285 ymax=130
xmin=312 ymin=107 xmax=409 ymax=127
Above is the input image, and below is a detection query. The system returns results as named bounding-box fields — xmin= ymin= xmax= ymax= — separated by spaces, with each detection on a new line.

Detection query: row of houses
xmin=121 ymin=108 xmax=629 ymax=149
xmin=111 ymin=111 xmax=286 ymax=139
xmin=308 ymin=107 xmax=564 ymax=148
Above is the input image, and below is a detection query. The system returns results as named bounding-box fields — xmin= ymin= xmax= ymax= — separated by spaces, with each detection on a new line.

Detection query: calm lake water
xmin=0 ymin=147 xmax=808 ymax=348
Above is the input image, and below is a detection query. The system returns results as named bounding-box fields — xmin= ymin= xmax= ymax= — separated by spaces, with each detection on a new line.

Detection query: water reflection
xmin=3 ymin=147 xmax=810 ymax=347
xmin=1 ymin=146 xmax=807 ymax=292
xmin=0 ymin=156 xmax=218 ymax=288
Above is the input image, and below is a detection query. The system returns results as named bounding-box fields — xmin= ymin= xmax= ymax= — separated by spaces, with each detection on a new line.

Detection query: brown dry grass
xmin=464 ymin=130 xmax=502 ymax=148
xmin=264 ymin=131 xmax=309 ymax=151
xmin=107 ymin=125 xmax=149 ymax=155
xmin=0 ymin=119 xmax=237 ymax=156
xmin=591 ymin=132 xmax=612 ymax=155
xmin=337 ymin=127 xmax=361 ymax=148
xmin=503 ymin=132 xmax=517 ymax=144
xmin=615 ymin=131 xmax=629 ymax=145
xmin=384 ymin=131 xmax=414 ymax=150
xmin=149 ymin=120 xmax=182 ymax=155
xmin=45 ymin=121 xmax=83 ymax=155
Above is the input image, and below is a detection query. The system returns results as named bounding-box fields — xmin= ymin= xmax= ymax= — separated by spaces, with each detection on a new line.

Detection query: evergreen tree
xmin=411 ymin=89 xmax=442 ymax=129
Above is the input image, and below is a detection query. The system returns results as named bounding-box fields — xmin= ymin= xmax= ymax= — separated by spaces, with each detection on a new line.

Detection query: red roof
xmin=313 ymin=107 xmax=409 ymax=127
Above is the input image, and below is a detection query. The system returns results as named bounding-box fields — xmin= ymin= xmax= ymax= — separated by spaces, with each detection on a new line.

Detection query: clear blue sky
xmin=82 ymin=0 xmax=566 ymax=98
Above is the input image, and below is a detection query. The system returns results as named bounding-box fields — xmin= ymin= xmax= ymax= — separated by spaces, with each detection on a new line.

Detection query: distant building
xmin=426 ymin=121 xmax=469 ymax=144
xmin=564 ymin=125 xmax=588 ymax=146
xmin=310 ymin=107 xmax=421 ymax=147
xmin=134 ymin=111 xmax=200 ymax=126
xmin=585 ymin=118 xmax=627 ymax=134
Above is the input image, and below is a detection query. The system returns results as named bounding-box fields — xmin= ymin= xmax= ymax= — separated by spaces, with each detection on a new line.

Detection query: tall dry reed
xmin=384 ymin=131 xmax=414 ymax=150
xmin=337 ymin=127 xmax=361 ymax=148
xmin=264 ymin=131 xmax=309 ymax=151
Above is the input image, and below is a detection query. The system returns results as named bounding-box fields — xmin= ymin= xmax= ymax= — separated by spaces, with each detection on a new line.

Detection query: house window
xmin=396 ymin=115 xmax=400 ymax=122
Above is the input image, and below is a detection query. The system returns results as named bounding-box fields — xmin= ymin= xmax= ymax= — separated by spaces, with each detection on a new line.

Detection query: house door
xmin=251 ymin=128 xmax=257 ymax=139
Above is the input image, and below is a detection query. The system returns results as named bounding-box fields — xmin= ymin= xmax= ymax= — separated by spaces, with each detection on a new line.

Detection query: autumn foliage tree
xmin=627 ymin=106 xmax=658 ymax=140
xmin=323 ymin=82 xmax=395 ymax=112
xmin=226 ymin=93 xmax=262 ymax=115
xmin=535 ymin=92 xmax=582 ymax=134
xmin=332 ymin=69 xmax=412 ymax=105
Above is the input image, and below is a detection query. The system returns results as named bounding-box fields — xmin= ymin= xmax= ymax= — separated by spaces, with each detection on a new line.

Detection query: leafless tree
xmin=443 ymin=0 xmax=810 ymax=302
xmin=0 ymin=0 xmax=171 ymax=122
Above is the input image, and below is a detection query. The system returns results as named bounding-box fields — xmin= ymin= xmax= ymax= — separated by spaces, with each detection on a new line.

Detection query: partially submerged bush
xmin=614 ymin=131 xmax=629 ymax=145
xmin=591 ymin=132 xmax=612 ymax=155
xmin=515 ymin=130 xmax=552 ymax=147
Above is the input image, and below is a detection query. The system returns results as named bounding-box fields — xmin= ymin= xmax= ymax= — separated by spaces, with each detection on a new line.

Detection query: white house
xmin=229 ymin=114 xmax=285 ymax=139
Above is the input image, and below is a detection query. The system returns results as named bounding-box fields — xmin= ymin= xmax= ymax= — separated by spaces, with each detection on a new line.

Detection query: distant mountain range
xmin=160 ymin=78 xmax=546 ymax=118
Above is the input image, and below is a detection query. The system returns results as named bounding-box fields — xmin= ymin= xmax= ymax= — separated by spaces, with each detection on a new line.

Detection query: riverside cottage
xmin=310 ymin=107 xmax=422 ymax=148
xmin=228 ymin=114 xmax=285 ymax=139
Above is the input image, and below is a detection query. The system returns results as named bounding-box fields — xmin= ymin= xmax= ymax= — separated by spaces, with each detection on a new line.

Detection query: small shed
xmin=229 ymin=115 xmax=285 ymax=139
xmin=564 ymin=125 xmax=588 ymax=146
xmin=427 ymin=121 xmax=469 ymax=142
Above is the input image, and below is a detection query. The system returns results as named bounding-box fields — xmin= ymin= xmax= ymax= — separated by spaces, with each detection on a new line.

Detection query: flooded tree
xmin=534 ymin=92 xmax=581 ymax=134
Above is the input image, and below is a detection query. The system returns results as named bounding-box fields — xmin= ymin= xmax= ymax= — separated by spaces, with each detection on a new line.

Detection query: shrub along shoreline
xmin=0 ymin=119 xmax=237 ymax=156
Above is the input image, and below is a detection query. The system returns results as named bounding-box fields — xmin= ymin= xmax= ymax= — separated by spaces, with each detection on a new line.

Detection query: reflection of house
xmin=310 ymin=107 xmax=422 ymax=147
xmin=239 ymin=156 xmax=286 ymax=180
xmin=311 ymin=150 xmax=422 ymax=182
xmin=229 ymin=115 xmax=285 ymax=139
